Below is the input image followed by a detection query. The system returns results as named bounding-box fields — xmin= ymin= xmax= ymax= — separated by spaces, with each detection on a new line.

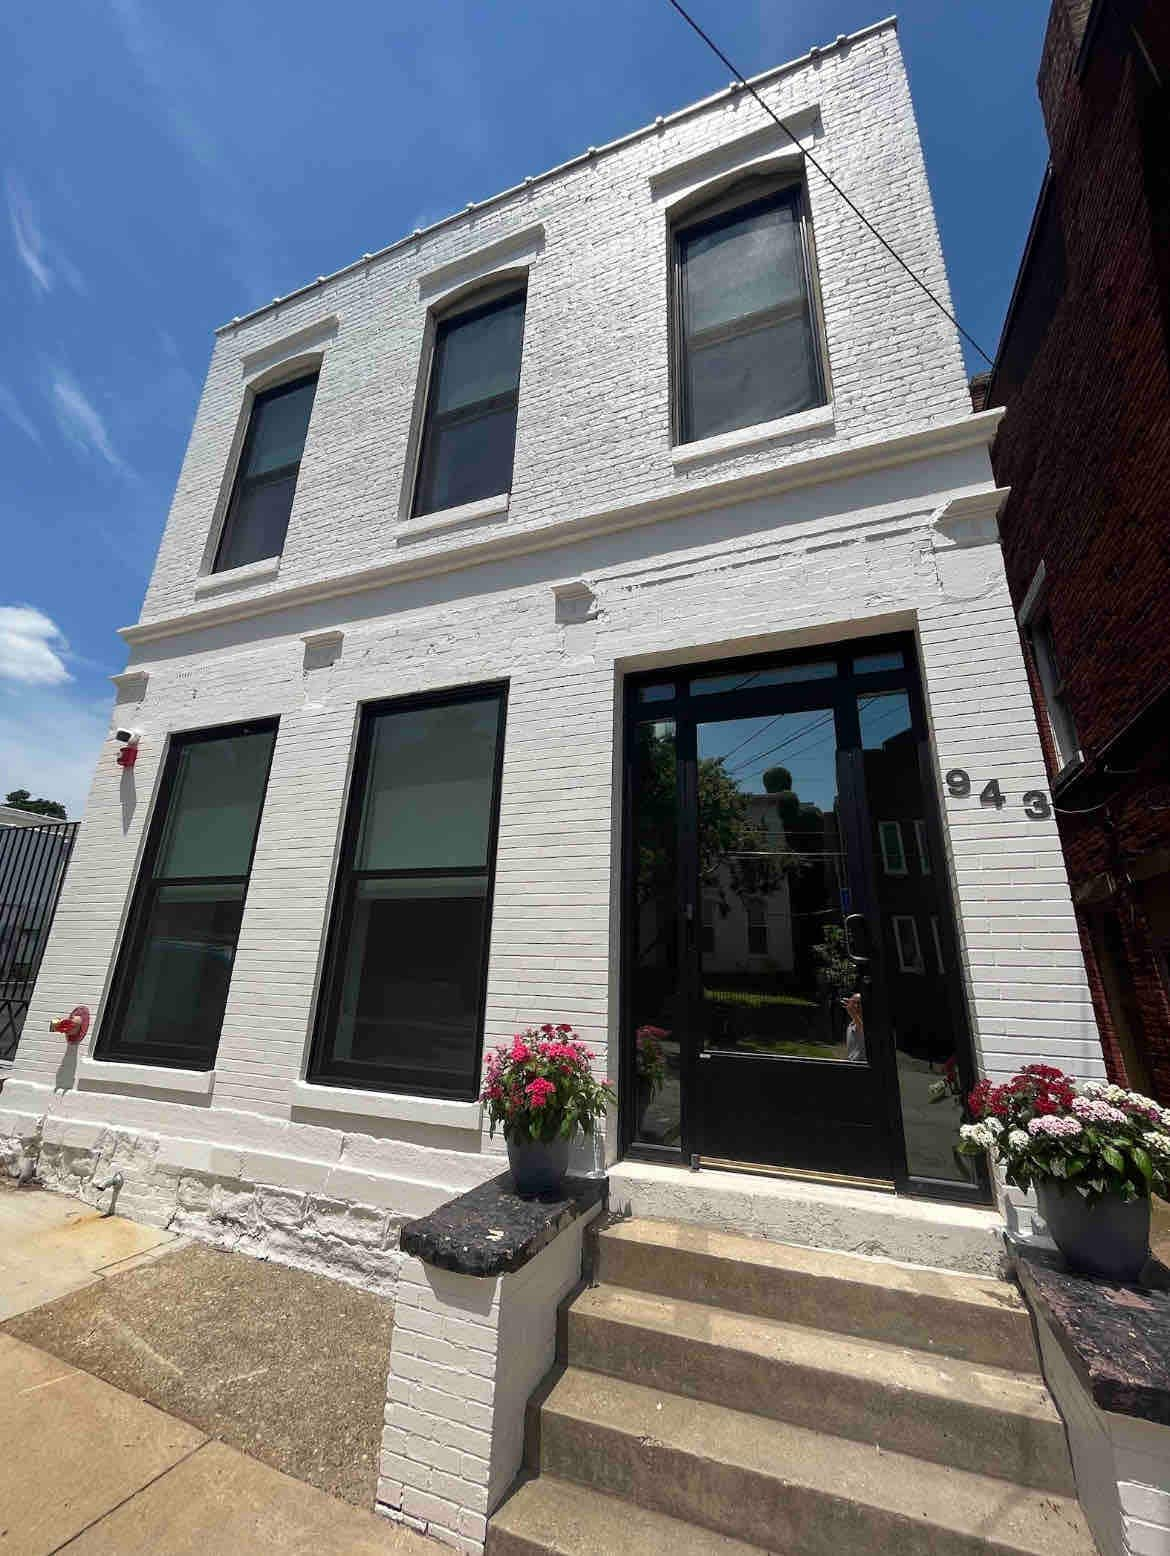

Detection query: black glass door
xmin=624 ymin=638 xmax=981 ymax=1193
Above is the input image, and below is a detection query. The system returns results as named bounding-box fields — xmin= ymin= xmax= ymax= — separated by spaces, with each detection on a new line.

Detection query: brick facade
xmin=1 ymin=21 xmax=1104 ymax=1297
xmin=989 ymin=0 xmax=1170 ymax=1099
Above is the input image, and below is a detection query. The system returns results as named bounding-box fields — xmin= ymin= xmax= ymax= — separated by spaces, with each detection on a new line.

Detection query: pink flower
xmin=526 ymin=1077 xmax=556 ymax=1108
xmin=510 ymin=1037 xmax=531 ymax=1062
xmin=1071 ymin=1097 xmax=1128 ymax=1125
xmin=1028 ymin=1115 xmax=1083 ymax=1139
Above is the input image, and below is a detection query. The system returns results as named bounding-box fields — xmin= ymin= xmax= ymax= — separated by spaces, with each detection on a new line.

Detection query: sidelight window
xmin=97 ymin=721 xmax=277 ymax=1068
xmin=413 ymin=289 xmax=527 ymax=517
xmin=310 ymin=684 xmax=507 ymax=1097
xmin=213 ymin=375 xmax=318 ymax=572
xmin=674 ymin=181 xmax=825 ymax=444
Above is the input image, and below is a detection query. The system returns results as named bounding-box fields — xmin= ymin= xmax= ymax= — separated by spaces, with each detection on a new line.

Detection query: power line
xmin=663 ymin=0 xmax=995 ymax=368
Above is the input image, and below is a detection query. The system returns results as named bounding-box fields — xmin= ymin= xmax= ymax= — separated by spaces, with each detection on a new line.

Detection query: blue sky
xmin=1 ymin=0 xmax=1049 ymax=817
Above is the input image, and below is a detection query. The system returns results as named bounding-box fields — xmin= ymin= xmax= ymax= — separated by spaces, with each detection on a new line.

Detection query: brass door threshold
xmin=696 ymin=1156 xmax=896 ymax=1194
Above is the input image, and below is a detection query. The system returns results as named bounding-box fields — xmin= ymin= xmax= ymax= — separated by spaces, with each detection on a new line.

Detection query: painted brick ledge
xmin=1017 ymin=1245 xmax=1170 ymax=1426
xmin=400 ymin=1171 xmax=606 ymax=1277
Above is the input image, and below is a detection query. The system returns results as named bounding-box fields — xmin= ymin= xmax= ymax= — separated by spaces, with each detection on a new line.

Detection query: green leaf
xmin=1101 ymin=1145 xmax=1126 ymax=1174
xmin=1129 ymin=1145 xmax=1153 ymax=1184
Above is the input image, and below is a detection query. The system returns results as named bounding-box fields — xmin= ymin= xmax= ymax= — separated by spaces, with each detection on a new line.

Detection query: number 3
xmin=945 ymin=769 xmax=970 ymax=797
xmin=1022 ymin=790 xmax=1051 ymax=819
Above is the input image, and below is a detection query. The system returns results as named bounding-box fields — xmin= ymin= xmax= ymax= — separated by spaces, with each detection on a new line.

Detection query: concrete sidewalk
xmin=0 ymin=1333 xmax=428 ymax=1554
xmin=0 ymin=1184 xmax=429 ymax=1554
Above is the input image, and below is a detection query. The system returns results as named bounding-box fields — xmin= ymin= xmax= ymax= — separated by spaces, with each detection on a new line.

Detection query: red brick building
xmin=988 ymin=0 xmax=1170 ymax=1098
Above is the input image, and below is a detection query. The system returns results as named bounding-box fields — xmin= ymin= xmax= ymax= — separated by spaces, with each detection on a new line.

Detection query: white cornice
xmin=213 ymin=18 xmax=896 ymax=339
xmin=120 ymin=408 xmax=1002 ymax=648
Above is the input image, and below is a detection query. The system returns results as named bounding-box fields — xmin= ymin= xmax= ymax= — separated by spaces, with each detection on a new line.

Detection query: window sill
xmin=671 ymin=401 xmax=835 ymax=469
xmin=291 ymin=1079 xmax=482 ymax=1130
xmin=194 ymin=554 xmax=281 ymax=597
xmin=78 ymin=1056 xmax=215 ymax=1097
xmin=397 ymin=492 xmax=510 ymax=544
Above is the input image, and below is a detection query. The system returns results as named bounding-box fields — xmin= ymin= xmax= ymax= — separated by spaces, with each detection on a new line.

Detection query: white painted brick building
xmin=1 ymin=18 xmax=1103 ymax=1281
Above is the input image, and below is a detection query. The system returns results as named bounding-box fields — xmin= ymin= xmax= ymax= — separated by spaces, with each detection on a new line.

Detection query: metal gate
xmin=0 ymin=820 xmax=79 ymax=1063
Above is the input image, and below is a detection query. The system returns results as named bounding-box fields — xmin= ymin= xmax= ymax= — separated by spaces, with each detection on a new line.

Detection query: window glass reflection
xmin=630 ymin=720 xmax=683 ymax=1146
xmin=695 ymin=706 xmax=862 ymax=1065
xmin=857 ymin=690 xmax=973 ymax=1183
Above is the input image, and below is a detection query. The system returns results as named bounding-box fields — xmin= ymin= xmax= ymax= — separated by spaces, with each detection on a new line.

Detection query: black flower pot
xmin=506 ymin=1136 xmax=571 ymax=1197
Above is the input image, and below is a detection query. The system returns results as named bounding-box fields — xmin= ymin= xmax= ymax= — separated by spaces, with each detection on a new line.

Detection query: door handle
xmin=843 ymin=913 xmax=871 ymax=964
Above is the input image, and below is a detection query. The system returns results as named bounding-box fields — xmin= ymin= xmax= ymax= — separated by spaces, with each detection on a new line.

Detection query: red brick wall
xmin=991 ymin=0 xmax=1170 ymax=1098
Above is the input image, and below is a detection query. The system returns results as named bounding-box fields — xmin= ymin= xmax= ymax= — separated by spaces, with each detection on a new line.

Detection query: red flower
xmin=526 ymin=1077 xmax=556 ymax=1108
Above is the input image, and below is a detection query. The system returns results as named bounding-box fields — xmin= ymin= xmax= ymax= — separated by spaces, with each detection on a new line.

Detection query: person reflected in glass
xmin=843 ymin=991 xmax=866 ymax=1063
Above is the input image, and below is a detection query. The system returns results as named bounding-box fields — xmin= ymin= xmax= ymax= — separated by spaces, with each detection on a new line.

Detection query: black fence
xmin=0 ymin=819 xmax=79 ymax=1063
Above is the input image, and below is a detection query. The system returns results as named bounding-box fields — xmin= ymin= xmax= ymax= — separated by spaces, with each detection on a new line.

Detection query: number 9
xmin=1022 ymin=790 xmax=1051 ymax=819
xmin=945 ymin=769 xmax=971 ymax=797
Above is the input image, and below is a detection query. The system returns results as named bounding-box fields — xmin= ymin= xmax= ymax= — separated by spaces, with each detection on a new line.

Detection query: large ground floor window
xmin=97 ymin=719 xmax=278 ymax=1070
xmin=309 ymin=683 xmax=507 ymax=1098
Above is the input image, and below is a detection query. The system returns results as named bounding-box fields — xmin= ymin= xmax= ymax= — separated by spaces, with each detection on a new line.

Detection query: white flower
xmin=1007 ymin=1129 xmax=1030 ymax=1150
xmin=1142 ymin=1131 xmax=1170 ymax=1158
xmin=959 ymin=1122 xmax=997 ymax=1149
xmin=983 ymin=1117 xmax=1004 ymax=1137
xmin=1077 ymin=1080 xmax=1107 ymax=1100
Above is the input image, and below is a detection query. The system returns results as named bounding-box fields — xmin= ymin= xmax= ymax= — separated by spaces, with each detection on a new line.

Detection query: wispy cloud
xmin=107 ymin=0 xmax=276 ymax=302
xmin=49 ymin=367 xmax=136 ymax=481
xmin=0 ymin=606 xmax=71 ymax=687
xmin=5 ymin=170 xmax=86 ymax=296
xmin=0 ymin=383 xmax=42 ymax=445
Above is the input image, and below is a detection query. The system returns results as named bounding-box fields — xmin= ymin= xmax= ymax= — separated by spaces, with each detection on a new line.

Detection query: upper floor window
xmin=413 ymin=288 xmax=527 ymax=518
xmin=1029 ymin=613 xmax=1080 ymax=770
xmin=213 ymin=373 xmax=318 ymax=573
xmin=674 ymin=182 xmax=825 ymax=445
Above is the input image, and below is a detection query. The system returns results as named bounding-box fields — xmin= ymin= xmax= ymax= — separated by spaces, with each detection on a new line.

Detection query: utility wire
xmin=664 ymin=0 xmax=996 ymax=368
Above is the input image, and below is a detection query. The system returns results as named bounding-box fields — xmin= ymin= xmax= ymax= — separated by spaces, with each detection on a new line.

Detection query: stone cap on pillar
xmin=1016 ymin=1244 xmax=1170 ymax=1426
xmin=401 ymin=1171 xmax=607 ymax=1277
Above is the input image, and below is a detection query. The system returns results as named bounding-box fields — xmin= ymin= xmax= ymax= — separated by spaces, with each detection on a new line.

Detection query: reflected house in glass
xmin=0 ymin=14 xmax=1108 ymax=1346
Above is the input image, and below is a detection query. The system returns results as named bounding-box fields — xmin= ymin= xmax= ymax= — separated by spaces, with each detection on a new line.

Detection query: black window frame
xmin=308 ymin=681 xmax=509 ymax=1100
xmin=212 ymin=372 xmax=319 ymax=574
xmin=672 ymin=178 xmax=827 ymax=447
xmin=411 ymin=287 xmax=528 ymax=519
xmin=96 ymin=717 xmax=279 ymax=1070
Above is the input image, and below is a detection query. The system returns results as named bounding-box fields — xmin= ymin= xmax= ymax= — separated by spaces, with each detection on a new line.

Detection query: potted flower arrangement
xmin=957 ymin=1063 xmax=1170 ymax=1280
xmin=481 ymin=1024 xmax=615 ymax=1197
xmin=635 ymin=1025 xmax=668 ymax=1120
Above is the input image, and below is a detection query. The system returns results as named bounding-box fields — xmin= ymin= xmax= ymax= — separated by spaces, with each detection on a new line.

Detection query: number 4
xmin=979 ymin=778 xmax=1006 ymax=808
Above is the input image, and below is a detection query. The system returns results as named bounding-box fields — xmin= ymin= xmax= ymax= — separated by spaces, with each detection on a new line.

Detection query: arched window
xmin=413 ymin=286 xmax=527 ymax=517
xmin=673 ymin=178 xmax=825 ymax=445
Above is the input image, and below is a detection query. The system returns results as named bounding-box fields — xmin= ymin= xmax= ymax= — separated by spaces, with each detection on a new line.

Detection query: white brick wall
xmin=379 ymin=1209 xmax=597 ymax=1552
xmin=135 ymin=21 xmax=969 ymax=628
xmin=1036 ymin=1307 xmax=1170 ymax=1556
xmin=0 ymin=18 xmax=1103 ymax=1272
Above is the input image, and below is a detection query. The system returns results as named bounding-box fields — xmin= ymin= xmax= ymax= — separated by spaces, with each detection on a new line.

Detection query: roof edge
xmin=215 ymin=16 xmax=898 ymax=338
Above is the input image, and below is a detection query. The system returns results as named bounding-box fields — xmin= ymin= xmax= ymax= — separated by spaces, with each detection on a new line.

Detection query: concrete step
xmin=488 ymin=1474 xmax=768 ymax=1555
xmin=596 ymin=1217 xmax=1037 ymax=1371
xmin=532 ymin=1367 xmax=1095 ymax=1556
xmin=565 ymin=1283 xmax=1074 ymax=1494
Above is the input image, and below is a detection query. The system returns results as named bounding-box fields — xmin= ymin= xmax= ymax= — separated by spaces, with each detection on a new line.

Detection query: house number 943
xmin=944 ymin=769 xmax=1051 ymax=819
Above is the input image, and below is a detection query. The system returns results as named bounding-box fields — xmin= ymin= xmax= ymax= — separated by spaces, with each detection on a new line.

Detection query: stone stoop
xmin=486 ymin=1218 xmax=1098 ymax=1555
